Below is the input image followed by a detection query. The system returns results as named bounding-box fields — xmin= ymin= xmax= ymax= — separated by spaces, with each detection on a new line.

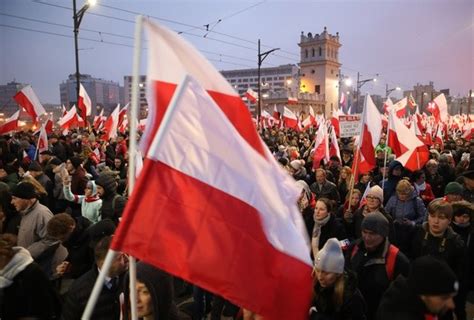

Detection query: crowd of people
xmin=0 ymin=124 xmax=473 ymax=319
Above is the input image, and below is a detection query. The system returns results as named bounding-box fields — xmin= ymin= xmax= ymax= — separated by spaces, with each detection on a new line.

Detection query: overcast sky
xmin=1 ymin=0 xmax=473 ymax=104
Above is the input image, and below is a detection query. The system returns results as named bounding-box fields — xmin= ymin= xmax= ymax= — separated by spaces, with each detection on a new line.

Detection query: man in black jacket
xmin=377 ymin=256 xmax=458 ymax=320
xmin=347 ymin=212 xmax=410 ymax=320
xmin=96 ymin=172 xmax=126 ymax=224
xmin=310 ymin=168 xmax=340 ymax=204
xmin=61 ymin=236 xmax=128 ymax=320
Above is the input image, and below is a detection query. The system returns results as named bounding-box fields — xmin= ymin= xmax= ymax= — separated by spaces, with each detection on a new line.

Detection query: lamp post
xmin=385 ymin=84 xmax=401 ymax=98
xmin=257 ymin=39 xmax=279 ymax=126
xmin=337 ymin=70 xmax=352 ymax=112
xmin=73 ymin=0 xmax=96 ymax=117
xmin=356 ymin=72 xmax=377 ymax=112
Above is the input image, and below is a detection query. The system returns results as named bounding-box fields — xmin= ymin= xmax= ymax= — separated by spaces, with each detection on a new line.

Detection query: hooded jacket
xmin=382 ymin=161 xmax=403 ymax=205
xmin=96 ymin=173 xmax=126 ymax=224
xmin=384 ymin=190 xmax=427 ymax=225
xmin=64 ymin=180 xmax=102 ymax=224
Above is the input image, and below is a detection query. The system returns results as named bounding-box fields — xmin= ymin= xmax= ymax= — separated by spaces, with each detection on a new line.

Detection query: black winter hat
xmin=96 ymin=172 xmax=117 ymax=194
xmin=87 ymin=219 xmax=116 ymax=248
xmin=361 ymin=211 xmax=389 ymax=237
xmin=408 ymin=256 xmax=458 ymax=296
xmin=11 ymin=182 xmax=37 ymax=199
xmin=69 ymin=156 xmax=83 ymax=169
xmin=50 ymin=158 xmax=62 ymax=166
xmin=28 ymin=161 xmax=42 ymax=172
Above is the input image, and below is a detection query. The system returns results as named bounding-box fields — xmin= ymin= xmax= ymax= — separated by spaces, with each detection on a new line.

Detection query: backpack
xmin=351 ymin=243 xmax=399 ymax=281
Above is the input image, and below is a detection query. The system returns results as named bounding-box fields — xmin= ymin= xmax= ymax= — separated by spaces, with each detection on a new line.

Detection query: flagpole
xmin=127 ymin=14 xmax=144 ymax=320
xmin=82 ymin=15 xmax=144 ymax=320
xmin=382 ymin=112 xmax=391 ymax=190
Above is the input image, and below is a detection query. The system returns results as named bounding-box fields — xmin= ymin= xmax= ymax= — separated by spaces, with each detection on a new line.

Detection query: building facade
xmin=59 ymin=74 xmax=123 ymax=116
xmin=298 ymin=27 xmax=341 ymax=116
xmin=0 ymin=81 xmax=28 ymax=118
xmin=123 ymin=75 xmax=148 ymax=118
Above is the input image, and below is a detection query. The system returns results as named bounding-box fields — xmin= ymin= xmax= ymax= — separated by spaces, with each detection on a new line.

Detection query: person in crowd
xmin=95 ymin=172 xmax=126 ymax=224
xmin=28 ymin=160 xmax=54 ymax=207
xmin=0 ymin=163 xmax=18 ymax=190
xmin=341 ymin=147 xmax=353 ymax=168
xmin=346 ymin=212 xmax=410 ymax=320
xmin=327 ymin=156 xmax=342 ymax=183
xmin=444 ymin=181 xmax=464 ymax=202
xmin=10 ymin=182 xmax=53 ymax=248
xmin=311 ymin=198 xmax=346 ymax=258
xmin=62 ymin=169 xmax=102 ymax=224
xmin=458 ymin=170 xmax=474 ymax=203
xmin=123 ymin=262 xmax=189 ymax=320
xmin=382 ymin=160 xmax=404 ymax=205
xmin=425 ymin=159 xmax=445 ymax=198
xmin=408 ymin=199 xmax=466 ymax=320
xmin=0 ymin=182 xmax=20 ymax=235
xmin=310 ymin=169 xmax=340 ymax=204
xmin=377 ymin=256 xmax=459 ymax=320
xmin=50 ymin=157 xmax=69 ymax=213
xmin=385 ymin=179 xmax=426 ymax=225
xmin=113 ymin=156 xmax=127 ymax=180
xmin=0 ymin=233 xmax=61 ymax=319
xmin=355 ymin=172 xmax=372 ymax=194
xmin=50 ymin=134 xmax=67 ymax=162
xmin=26 ymin=213 xmax=74 ymax=280
xmin=66 ymin=156 xmax=88 ymax=195
xmin=439 ymin=153 xmax=456 ymax=186
xmin=412 ymin=169 xmax=435 ymax=206
xmin=115 ymin=134 xmax=128 ymax=159
xmin=39 ymin=150 xmax=56 ymax=182
xmin=310 ymin=238 xmax=367 ymax=320
xmin=21 ymin=174 xmax=49 ymax=205
xmin=375 ymin=136 xmax=391 ymax=156
xmin=296 ymin=180 xmax=314 ymax=238
xmin=338 ymin=189 xmax=361 ymax=223
xmin=337 ymin=166 xmax=352 ymax=203
xmin=62 ymin=236 xmax=128 ymax=320
xmin=289 ymin=159 xmax=307 ymax=181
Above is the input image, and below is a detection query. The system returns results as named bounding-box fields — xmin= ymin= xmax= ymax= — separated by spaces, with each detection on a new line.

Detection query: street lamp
xmin=356 ymin=72 xmax=377 ymax=112
xmin=73 ymin=0 xmax=96 ymax=119
xmin=385 ymin=85 xmax=401 ymax=98
xmin=257 ymin=39 xmax=279 ymax=125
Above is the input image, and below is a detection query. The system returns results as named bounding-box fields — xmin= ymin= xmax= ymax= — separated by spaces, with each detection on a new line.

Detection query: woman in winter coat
xmin=411 ymin=170 xmax=435 ymax=206
xmin=311 ymin=198 xmax=347 ymax=258
xmin=385 ymin=179 xmax=426 ymax=225
xmin=310 ymin=238 xmax=367 ymax=320
xmin=63 ymin=171 xmax=102 ymax=224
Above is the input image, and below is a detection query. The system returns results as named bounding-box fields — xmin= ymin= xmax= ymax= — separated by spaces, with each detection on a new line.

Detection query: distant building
xmin=59 ymin=74 xmax=123 ymax=116
xmin=123 ymin=75 xmax=148 ymax=118
xmin=298 ymin=27 xmax=342 ymax=116
xmin=0 ymin=80 xmax=27 ymax=117
xmin=403 ymin=81 xmax=443 ymax=112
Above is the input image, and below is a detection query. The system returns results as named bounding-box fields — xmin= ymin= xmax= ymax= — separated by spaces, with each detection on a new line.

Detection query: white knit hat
xmin=367 ymin=185 xmax=383 ymax=203
xmin=290 ymin=159 xmax=303 ymax=171
xmin=314 ymin=238 xmax=344 ymax=274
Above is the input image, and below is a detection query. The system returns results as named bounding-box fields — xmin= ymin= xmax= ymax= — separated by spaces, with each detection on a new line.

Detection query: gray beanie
xmin=314 ymin=238 xmax=344 ymax=274
xmin=361 ymin=211 xmax=389 ymax=237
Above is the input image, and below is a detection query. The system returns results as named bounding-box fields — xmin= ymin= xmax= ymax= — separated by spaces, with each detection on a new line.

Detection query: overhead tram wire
xmin=31 ymin=0 xmax=299 ymax=60
xmin=0 ymin=12 xmax=265 ymax=66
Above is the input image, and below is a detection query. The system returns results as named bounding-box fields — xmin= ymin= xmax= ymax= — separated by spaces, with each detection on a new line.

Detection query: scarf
xmin=415 ymin=182 xmax=426 ymax=194
xmin=0 ymin=247 xmax=34 ymax=288
xmin=84 ymin=195 xmax=101 ymax=203
xmin=311 ymin=214 xmax=331 ymax=258
xmin=453 ymin=221 xmax=471 ymax=228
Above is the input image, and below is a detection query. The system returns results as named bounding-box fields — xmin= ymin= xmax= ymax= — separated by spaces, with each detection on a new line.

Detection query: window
xmin=315 ymin=85 xmax=321 ymax=94
xmin=319 ymin=47 xmax=322 ymax=56
xmin=305 ymin=49 xmax=308 ymax=58
xmin=312 ymin=48 xmax=315 ymax=57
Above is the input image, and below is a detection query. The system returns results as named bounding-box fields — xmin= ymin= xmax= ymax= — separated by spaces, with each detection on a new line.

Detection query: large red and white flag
xmin=118 ymin=103 xmax=129 ymax=128
xmin=0 ymin=110 xmax=20 ymax=134
xmin=282 ymin=106 xmax=299 ymax=130
xmin=102 ymin=104 xmax=120 ymax=141
xmin=356 ymin=95 xmax=382 ymax=174
xmin=407 ymin=93 xmax=417 ymax=110
xmin=330 ymin=108 xmax=343 ymax=137
xmin=382 ymin=98 xmax=393 ymax=114
xmin=388 ymin=109 xmax=429 ymax=171
xmin=78 ymin=83 xmax=92 ymax=119
xmin=302 ymin=106 xmax=317 ymax=130
xmin=434 ymin=124 xmax=444 ymax=150
xmin=429 ymin=93 xmax=449 ymax=123
xmin=329 ymin=125 xmax=341 ymax=161
xmin=140 ymin=20 xmax=264 ymax=158
xmin=111 ymin=77 xmax=313 ymax=319
xmin=37 ymin=123 xmax=49 ymax=154
xmin=93 ymin=109 xmax=105 ymax=130
xmin=13 ymin=85 xmax=46 ymax=120
xmin=58 ymin=105 xmax=82 ymax=130
xmin=392 ymin=97 xmax=407 ymax=118
xmin=313 ymin=121 xmax=329 ymax=169
xmin=245 ymin=88 xmax=258 ymax=104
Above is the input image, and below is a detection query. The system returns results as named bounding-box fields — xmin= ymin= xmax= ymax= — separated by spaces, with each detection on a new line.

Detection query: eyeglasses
xmin=366 ymin=195 xmax=379 ymax=200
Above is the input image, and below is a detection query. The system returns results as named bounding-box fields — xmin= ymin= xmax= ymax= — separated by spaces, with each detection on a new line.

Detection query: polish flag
xmin=138 ymin=118 xmax=147 ymax=132
xmin=434 ymin=124 xmax=444 ymax=150
xmin=425 ymin=122 xmax=433 ymax=146
xmin=119 ymin=118 xmax=128 ymax=134
xmin=282 ymin=106 xmax=299 ymax=130
xmin=393 ymin=97 xmax=407 ymax=118
xmin=430 ymin=93 xmax=448 ymax=123
xmin=355 ymin=95 xmax=382 ymax=175
xmin=245 ymin=88 xmax=258 ymax=103
xmin=140 ymin=20 xmax=265 ymax=158
xmin=340 ymin=92 xmax=346 ymax=110
xmin=44 ymin=114 xmax=54 ymax=134
xmin=313 ymin=121 xmax=329 ymax=169
xmin=272 ymin=105 xmax=281 ymax=125
xmin=388 ymin=109 xmax=429 ymax=171
xmin=61 ymin=104 xmax=67 ymax=117
xmin=383 ymin=98 xmax=393 ymax=114
xmin=407 ymin=93 xmax=417 ymax=110
xmin=118 ymin=103 xmax=129 ymax=128
xmin=381 ymin=113 xmax=388 ymax=129
xmin=93 ymin=109 xmax=105 ymax=130
xmin=37 ymin=123 xmax=49 ymax=154
xmin=329 ymin=125 xmax=341 ymax=161
xmin=0 ymin=110 xmax=20 ymax=134
xmin=462 ymin=122 xmax=473 ymax=141
xmin=410 ymin=114 xmax=423 ymax=140
xmin=102 ymin=104 xmax=120 ymax=141
xmin=288 ymin=96 xmax=298 ymax=105
xmin=330 ymin=108 xmax=343 ymax=137
xmin=261 ymin=110 xmax=274 ymax=129
xmin=111 ymin=77 xmax=313 ymax=320
xmin=13 ymin=85 xmax=46 ymax=120
xmin=78 ymin=83 xmax=92 ymax=119
xmin=58 ymin=105 xmax=82 ymax=130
